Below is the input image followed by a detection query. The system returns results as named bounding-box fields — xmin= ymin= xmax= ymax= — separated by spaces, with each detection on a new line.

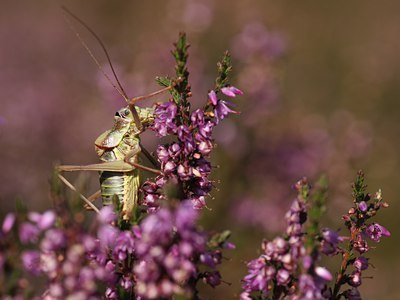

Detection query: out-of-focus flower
xmin=21 ymin=250 xmax=41 ymax=275
xmin=343 ymin=287 xmax=362 ymax=300
xmin=97 ymin=206 xmax=117 ymax=224
xmin=315 ymin=266 xmax=332 ymax=281
xmin=321 ymin=228 xmax=343 ymax=256
xmin=28 ymin=211 xmax=56 ymax=230
xmin=133 ymin=202 xmax=225 ymax=299
xmin=19 ymin=222 xmax=40 ymax=244
xmin=1 ymin=213 xmax=15 ymax=234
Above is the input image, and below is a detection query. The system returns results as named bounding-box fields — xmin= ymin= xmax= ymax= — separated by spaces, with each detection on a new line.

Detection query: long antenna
xmin=61 ymin=6 xmax=142 ymax=129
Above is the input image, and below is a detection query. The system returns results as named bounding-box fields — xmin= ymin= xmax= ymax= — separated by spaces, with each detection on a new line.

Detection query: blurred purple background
xmin=1 ymin=1 xmax=399 ymax=299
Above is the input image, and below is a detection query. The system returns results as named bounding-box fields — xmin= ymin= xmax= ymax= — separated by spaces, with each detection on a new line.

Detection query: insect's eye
xmin=124 ymin=109 xmax=130 ymax=116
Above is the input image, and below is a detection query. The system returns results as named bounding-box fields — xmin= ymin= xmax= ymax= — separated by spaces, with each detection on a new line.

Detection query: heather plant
xmin=241 ymin=172 xmax=390 ymax=300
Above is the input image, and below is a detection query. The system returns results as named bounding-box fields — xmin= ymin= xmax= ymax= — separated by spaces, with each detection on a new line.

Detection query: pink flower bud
xmin=221 ymin=86 xmax=243 ymax=97
xmin=208 ymin=90 xmax=218 ymax=105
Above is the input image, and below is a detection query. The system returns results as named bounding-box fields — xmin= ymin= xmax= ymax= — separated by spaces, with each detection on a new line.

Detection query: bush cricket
xmin=57 ymin=8 xmax=169 ymax=220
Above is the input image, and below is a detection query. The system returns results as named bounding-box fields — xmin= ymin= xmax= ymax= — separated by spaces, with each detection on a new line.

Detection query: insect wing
xmin=95 ymin=119 xmax=130 ymax=149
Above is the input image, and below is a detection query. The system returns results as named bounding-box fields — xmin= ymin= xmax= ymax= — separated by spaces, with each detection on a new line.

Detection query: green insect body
xmin=94 ymin=105 xmax=154 ymax=219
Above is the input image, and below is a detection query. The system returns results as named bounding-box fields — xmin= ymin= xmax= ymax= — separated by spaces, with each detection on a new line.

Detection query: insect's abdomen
xmin=100 ymin=170 xmax=140 ymax=219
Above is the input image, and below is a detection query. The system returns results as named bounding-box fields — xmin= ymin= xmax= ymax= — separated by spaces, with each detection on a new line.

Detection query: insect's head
xmin=115 ymin=106 xmax=134 ymax=122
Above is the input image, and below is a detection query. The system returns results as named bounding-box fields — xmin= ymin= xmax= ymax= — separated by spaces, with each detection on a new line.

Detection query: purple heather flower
xmin=203 ymin=271 xmax=221 ymax=287
xmin=48 ymin=283 xmax=63 ymax=298
xmin=348 ymin=271 xmax=362 ymax=287
xmin=321 ymin=228 xmax=343 ymax=256
xmin=98 ymin=206 xmax=116 ymax=224
xmin=353 ymin=256 xmax=369 ymax=271
xmin=40 ymin=228 xmax=66 ymax=251
xmin=358 ymin=201 xmax=368 ymax=212
xmin=98 ymin=224 xmax=119 ymax=248
xmin=314 ymin=266 xmax=332 ymax=281
xmin=365 ymin=223 xmax=391 ymax=242
xmin=164 ymin=161 xmax=177 ymax=174
xmin=153 ymin=101 xmax=178 ymax=136
xmin=322 ymin=228 xmax=342 ymax=245
xmin=199 ymin=252 xmax=216 ymax=267
xmin=191 ymin=109 xmax=205 ymax=125
xmin=120 ymin=275 xmax=134 ymax=290
xmin=198 ymin=140 xmax=213 ymax=155
xmin=177 ymin=124 xmax=191 ymax=142
xmin=112 ymin=231 xmax=135 ymax=261
xmin=276 ymin=269 xmax=290 ymax=285
xmin=28 ymin=210 xmax=56 ymax=230
xmin=214 ymin=100 xmax=239 ymax=123
xmin=208 ymin=90 xmax=218 ymax=105
xmin=191 ymin=196 xmax=206 ymax=209
xmin=105 ymin=287 xmax=118 ymax=299
xmin=168 ymin=143 xmax=181 ymax=157
xmin=175 ymin=202 xmax=200 ymax=233
xmin=21 ymin=250 xmax=41 ymax=275
xmin=240 ymin=292 xmax=252 ymax=300
xmin=221 ymin=86 xmax=244 ymax=97
xmin=19 ymin=222 xmax=40 ymax=244
xmin=2 ymin=213 xmax=15 ymax=234
xmin=343 ymin=288 xmax=362 ymax=300
xmin=224 ymin=242 xmax=236 ymax=250
xmin=177 ymin=163 xmax=193 ymax=181
xmin=138 ymin=211 xmax=173 ymax=248
xmin=157 ymin=145 xmax=170 ymax=163
xmin=242 ymin=257 xmax=275 ymax=294
xmin=298 ymin=274 xmax=325 ymax=299
xmin=198 ymin=121 xmax=213 ymax=138
xmin=133 ymin=202 xmax=220 ymax=298
xmin=353 ymin=236 xmax=369 ymax=254
xmin=302 ymin=255 xmax=313 ymax=270
xmin=194 ymin=158 xmax=211 ymax=176
xmin=192 ymin=178 xmax=212 ymax=196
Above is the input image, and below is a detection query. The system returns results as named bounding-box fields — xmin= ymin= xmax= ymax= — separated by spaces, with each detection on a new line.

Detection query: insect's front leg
xmin=124 ymin=147 xmax=163 ymax=175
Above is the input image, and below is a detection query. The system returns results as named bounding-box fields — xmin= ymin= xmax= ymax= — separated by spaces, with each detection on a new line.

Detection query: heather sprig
xmin=241 ymin=178 xmax=332 ymax=300
xmin=241 ymin=172 xmax=390 ymax=300
xmin=146 ymin=33 xmax=243 ymax=211
xmin=331 ymin=171 xmax=390 ymax=299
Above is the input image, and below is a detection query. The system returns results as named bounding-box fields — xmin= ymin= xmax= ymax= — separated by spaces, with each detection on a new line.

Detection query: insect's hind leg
xmin=57 ymin=174 xmax=100 ymax=213
xmin=83 ymin=190 xmax=102 ymax=210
